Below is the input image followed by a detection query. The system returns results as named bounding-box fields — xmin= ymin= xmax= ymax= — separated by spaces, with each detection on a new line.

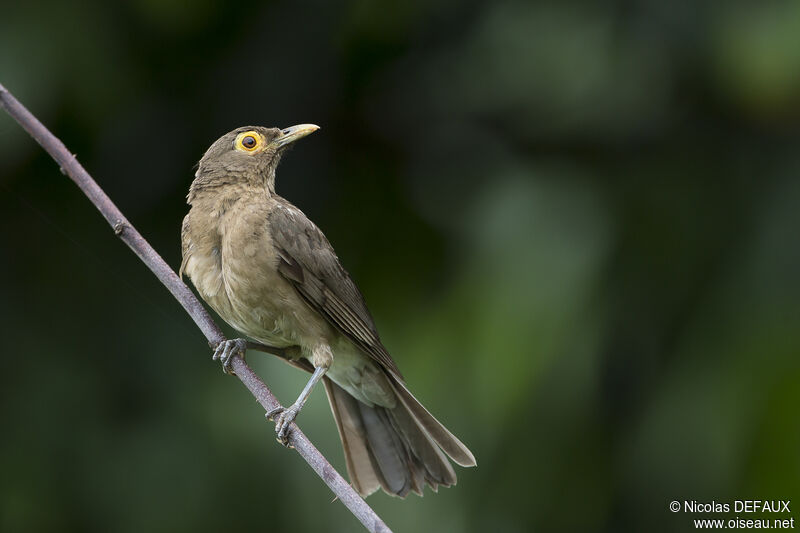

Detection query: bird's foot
xmin=212 ymin=338 xmax=247 ymax=375
xmin=265 ymin=403 xmax=302 ymax=445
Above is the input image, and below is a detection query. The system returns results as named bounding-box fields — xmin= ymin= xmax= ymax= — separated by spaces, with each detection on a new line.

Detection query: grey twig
xmin=0 ymin=82 xmax=391 ymax=533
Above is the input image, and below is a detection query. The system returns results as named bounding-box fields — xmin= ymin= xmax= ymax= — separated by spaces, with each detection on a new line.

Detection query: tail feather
xmin=323 ymin=374 xmax=474 ymax=498
xmin=389 ymin=377 xmax=477 ymax=468
xmin=356 ymin=403 xmax=411 ymax=495
xmin=383 ymin=394 xmax=456 ymax=488
xmin=323 ymin=378 xmax=381 ymax=496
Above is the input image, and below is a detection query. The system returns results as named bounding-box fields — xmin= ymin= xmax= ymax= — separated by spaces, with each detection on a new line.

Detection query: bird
xmin=180 ymin=125 xmax=476 ymax=497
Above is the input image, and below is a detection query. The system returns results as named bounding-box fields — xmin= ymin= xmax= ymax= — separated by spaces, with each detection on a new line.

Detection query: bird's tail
xmin=323 ymin=375 xmax=476 ymax=498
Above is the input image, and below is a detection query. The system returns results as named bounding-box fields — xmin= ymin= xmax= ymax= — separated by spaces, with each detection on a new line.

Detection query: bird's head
xmin=192 ymin=124 xmax=319 ymax=197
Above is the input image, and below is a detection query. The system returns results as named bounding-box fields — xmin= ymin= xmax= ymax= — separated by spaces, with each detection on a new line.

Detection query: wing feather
xmin=269 ymin=199 xmax=402 ymax=378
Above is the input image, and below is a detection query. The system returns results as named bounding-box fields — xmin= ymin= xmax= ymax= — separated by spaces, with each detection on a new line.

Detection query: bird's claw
xmin=265 ymin=404 xmax=301 ymax=445
xmin=212 ymin=338 xmax=247 ymax=375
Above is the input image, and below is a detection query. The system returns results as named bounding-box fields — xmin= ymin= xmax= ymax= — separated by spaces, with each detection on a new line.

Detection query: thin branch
xmin=0 ymin=82 xmax=391 ymax=533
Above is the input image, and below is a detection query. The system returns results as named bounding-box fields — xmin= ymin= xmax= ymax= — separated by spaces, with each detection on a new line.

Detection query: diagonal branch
xmin=0 ymin=82 xmax=391 ymax=533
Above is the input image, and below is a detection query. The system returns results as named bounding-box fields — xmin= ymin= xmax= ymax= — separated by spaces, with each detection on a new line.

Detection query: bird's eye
xmin=235 ymin=131 xmax=262 ymax=152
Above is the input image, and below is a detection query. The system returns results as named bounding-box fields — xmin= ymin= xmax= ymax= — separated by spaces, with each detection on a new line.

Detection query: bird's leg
xmin=266 ymin=365 xmax=328 ymax=445
xmin=212 ymin=338 xmax=248 ymax=375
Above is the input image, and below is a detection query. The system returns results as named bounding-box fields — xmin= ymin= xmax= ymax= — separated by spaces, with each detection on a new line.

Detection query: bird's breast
xmin=182 ymin=198 xmax=333 ymax=350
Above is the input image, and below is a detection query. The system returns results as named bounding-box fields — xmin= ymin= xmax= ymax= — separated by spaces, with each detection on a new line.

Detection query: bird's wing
xmin=268 ymin=199 xmax=403 ymax=378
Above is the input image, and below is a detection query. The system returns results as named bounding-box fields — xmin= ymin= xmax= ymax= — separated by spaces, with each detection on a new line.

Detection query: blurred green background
xmin=1 ymin=1 xmax=799 ymax=531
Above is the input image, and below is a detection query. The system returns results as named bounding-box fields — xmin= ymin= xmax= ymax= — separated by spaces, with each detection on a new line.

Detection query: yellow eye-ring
xmin=235 ymin=131 xmax=262 ymax=152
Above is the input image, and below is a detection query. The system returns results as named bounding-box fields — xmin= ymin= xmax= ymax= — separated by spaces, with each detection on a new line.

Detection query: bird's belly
xmin=222 ymin=256 xmax=334 ymax=349
xmin=183 ymin=250 xmax=314 ymax=349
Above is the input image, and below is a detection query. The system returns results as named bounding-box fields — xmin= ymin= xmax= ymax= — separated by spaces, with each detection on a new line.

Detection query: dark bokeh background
xmin=2 ymin=1 xmax=799 ymax=531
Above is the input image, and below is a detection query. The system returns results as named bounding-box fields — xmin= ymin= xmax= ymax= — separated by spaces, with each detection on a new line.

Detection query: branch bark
xmin=0 ymin=82 xmax=391 ymax=533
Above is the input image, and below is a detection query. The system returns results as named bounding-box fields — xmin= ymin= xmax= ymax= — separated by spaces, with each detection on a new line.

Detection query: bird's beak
xmin=274 ymin=124 xmax=320 ymax=148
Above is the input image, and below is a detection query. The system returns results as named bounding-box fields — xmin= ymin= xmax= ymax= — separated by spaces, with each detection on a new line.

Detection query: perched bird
xmin=180 ymin=125 xmax=475 ymax=497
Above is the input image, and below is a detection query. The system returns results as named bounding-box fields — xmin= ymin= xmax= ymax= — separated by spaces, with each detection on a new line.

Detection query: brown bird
xmin=180 ymin=125 xmax=475 ymax=497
